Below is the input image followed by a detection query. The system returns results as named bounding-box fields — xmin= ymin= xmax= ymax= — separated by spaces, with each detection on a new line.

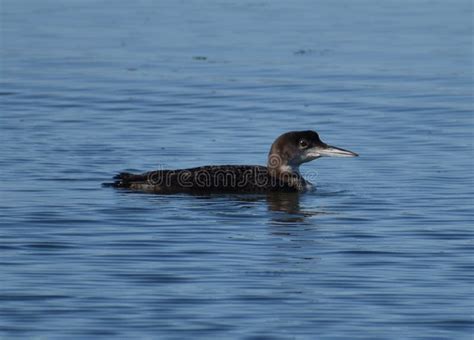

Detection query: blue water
xmin=1 ymin=1 xmax=473 ymax=338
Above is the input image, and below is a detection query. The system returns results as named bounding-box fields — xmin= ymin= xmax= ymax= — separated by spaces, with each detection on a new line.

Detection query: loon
xmin=108 ymin=130 xmax=358 ymax=194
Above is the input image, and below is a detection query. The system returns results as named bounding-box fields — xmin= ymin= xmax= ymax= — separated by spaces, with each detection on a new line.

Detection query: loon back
xmin=110 ymin=165 xmax=305 ymax=194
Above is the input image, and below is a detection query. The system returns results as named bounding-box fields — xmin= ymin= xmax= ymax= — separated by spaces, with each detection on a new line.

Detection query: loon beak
xmin=318 ymin=144 xmax=358 ymax=157
xmin=306 ymin=144 xmax=358 ymax=159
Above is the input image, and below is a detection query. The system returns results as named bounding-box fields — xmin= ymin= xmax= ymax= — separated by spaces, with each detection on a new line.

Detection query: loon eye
xmin=299 ymin=139 xmax=308 ymax=148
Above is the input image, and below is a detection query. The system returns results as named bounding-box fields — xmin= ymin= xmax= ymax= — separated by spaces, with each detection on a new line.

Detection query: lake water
xmin=1 ymin=0 xmax=473 ymax=338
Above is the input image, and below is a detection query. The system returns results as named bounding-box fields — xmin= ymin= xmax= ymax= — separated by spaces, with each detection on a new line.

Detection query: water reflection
xmin=265 ymin=192 xmax=327 ymax=226
xmin=266 ymin=192 xmax=301 ymax=214
xmin=141 ymin=190 xmax=327 ymax=225
xmin=192 ymin=191 xmax=326 ymax=225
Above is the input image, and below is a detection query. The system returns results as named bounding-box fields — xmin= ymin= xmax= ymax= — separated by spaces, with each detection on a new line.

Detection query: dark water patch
xmin=22 ymin=242 xmax=78 ymax=250
xmin=0 ymin=294 xmax=70 ymax=302
xmin=114 ymin=273 xmax=190 ymax=285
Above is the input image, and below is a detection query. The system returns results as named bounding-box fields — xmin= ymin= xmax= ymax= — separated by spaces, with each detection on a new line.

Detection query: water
xmin=1 ymin=0 xmax=473 ymax=338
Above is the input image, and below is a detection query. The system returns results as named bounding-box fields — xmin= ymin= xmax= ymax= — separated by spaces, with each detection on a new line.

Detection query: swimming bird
xmin=108 ymin=130 xmax=358 ymax=194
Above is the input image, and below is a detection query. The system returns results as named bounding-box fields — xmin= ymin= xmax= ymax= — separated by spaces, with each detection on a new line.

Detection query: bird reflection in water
xmin=141 ymin=191 xmax=327 ymax=228
xmin=265 ymin=192 xmax=327 ymax=225
xmin=232 ymin=192 xmax=327 ymax=226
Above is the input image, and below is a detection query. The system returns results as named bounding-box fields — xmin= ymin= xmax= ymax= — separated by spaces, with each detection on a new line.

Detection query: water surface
xmin=1 ymin=0 xmax=473 ymax=339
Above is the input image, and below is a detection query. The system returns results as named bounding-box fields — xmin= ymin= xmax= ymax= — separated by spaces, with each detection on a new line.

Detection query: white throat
xmin=279 ymin=164 xmax=300 ymax=174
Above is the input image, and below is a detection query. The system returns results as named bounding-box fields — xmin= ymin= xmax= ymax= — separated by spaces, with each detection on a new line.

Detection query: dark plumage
xmin=106 ymin=130 xmax=357 ymax=194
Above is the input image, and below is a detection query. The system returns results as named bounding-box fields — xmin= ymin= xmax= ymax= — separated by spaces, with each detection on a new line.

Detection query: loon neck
xmin=267 ymin=154 xmax=301 ymax=177
xmin=267 ymin=158 xmax=306 ymax=191
xmin=274 ymin=163 xmax=300 ymax=176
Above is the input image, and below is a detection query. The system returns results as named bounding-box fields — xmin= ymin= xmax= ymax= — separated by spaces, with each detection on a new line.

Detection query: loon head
xmin=267 ymin=130 xmax=358 ymax=174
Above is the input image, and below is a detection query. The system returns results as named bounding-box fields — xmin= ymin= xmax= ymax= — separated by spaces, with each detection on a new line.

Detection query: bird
xmin=107 ymin=130 xmax=358 ymax=194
